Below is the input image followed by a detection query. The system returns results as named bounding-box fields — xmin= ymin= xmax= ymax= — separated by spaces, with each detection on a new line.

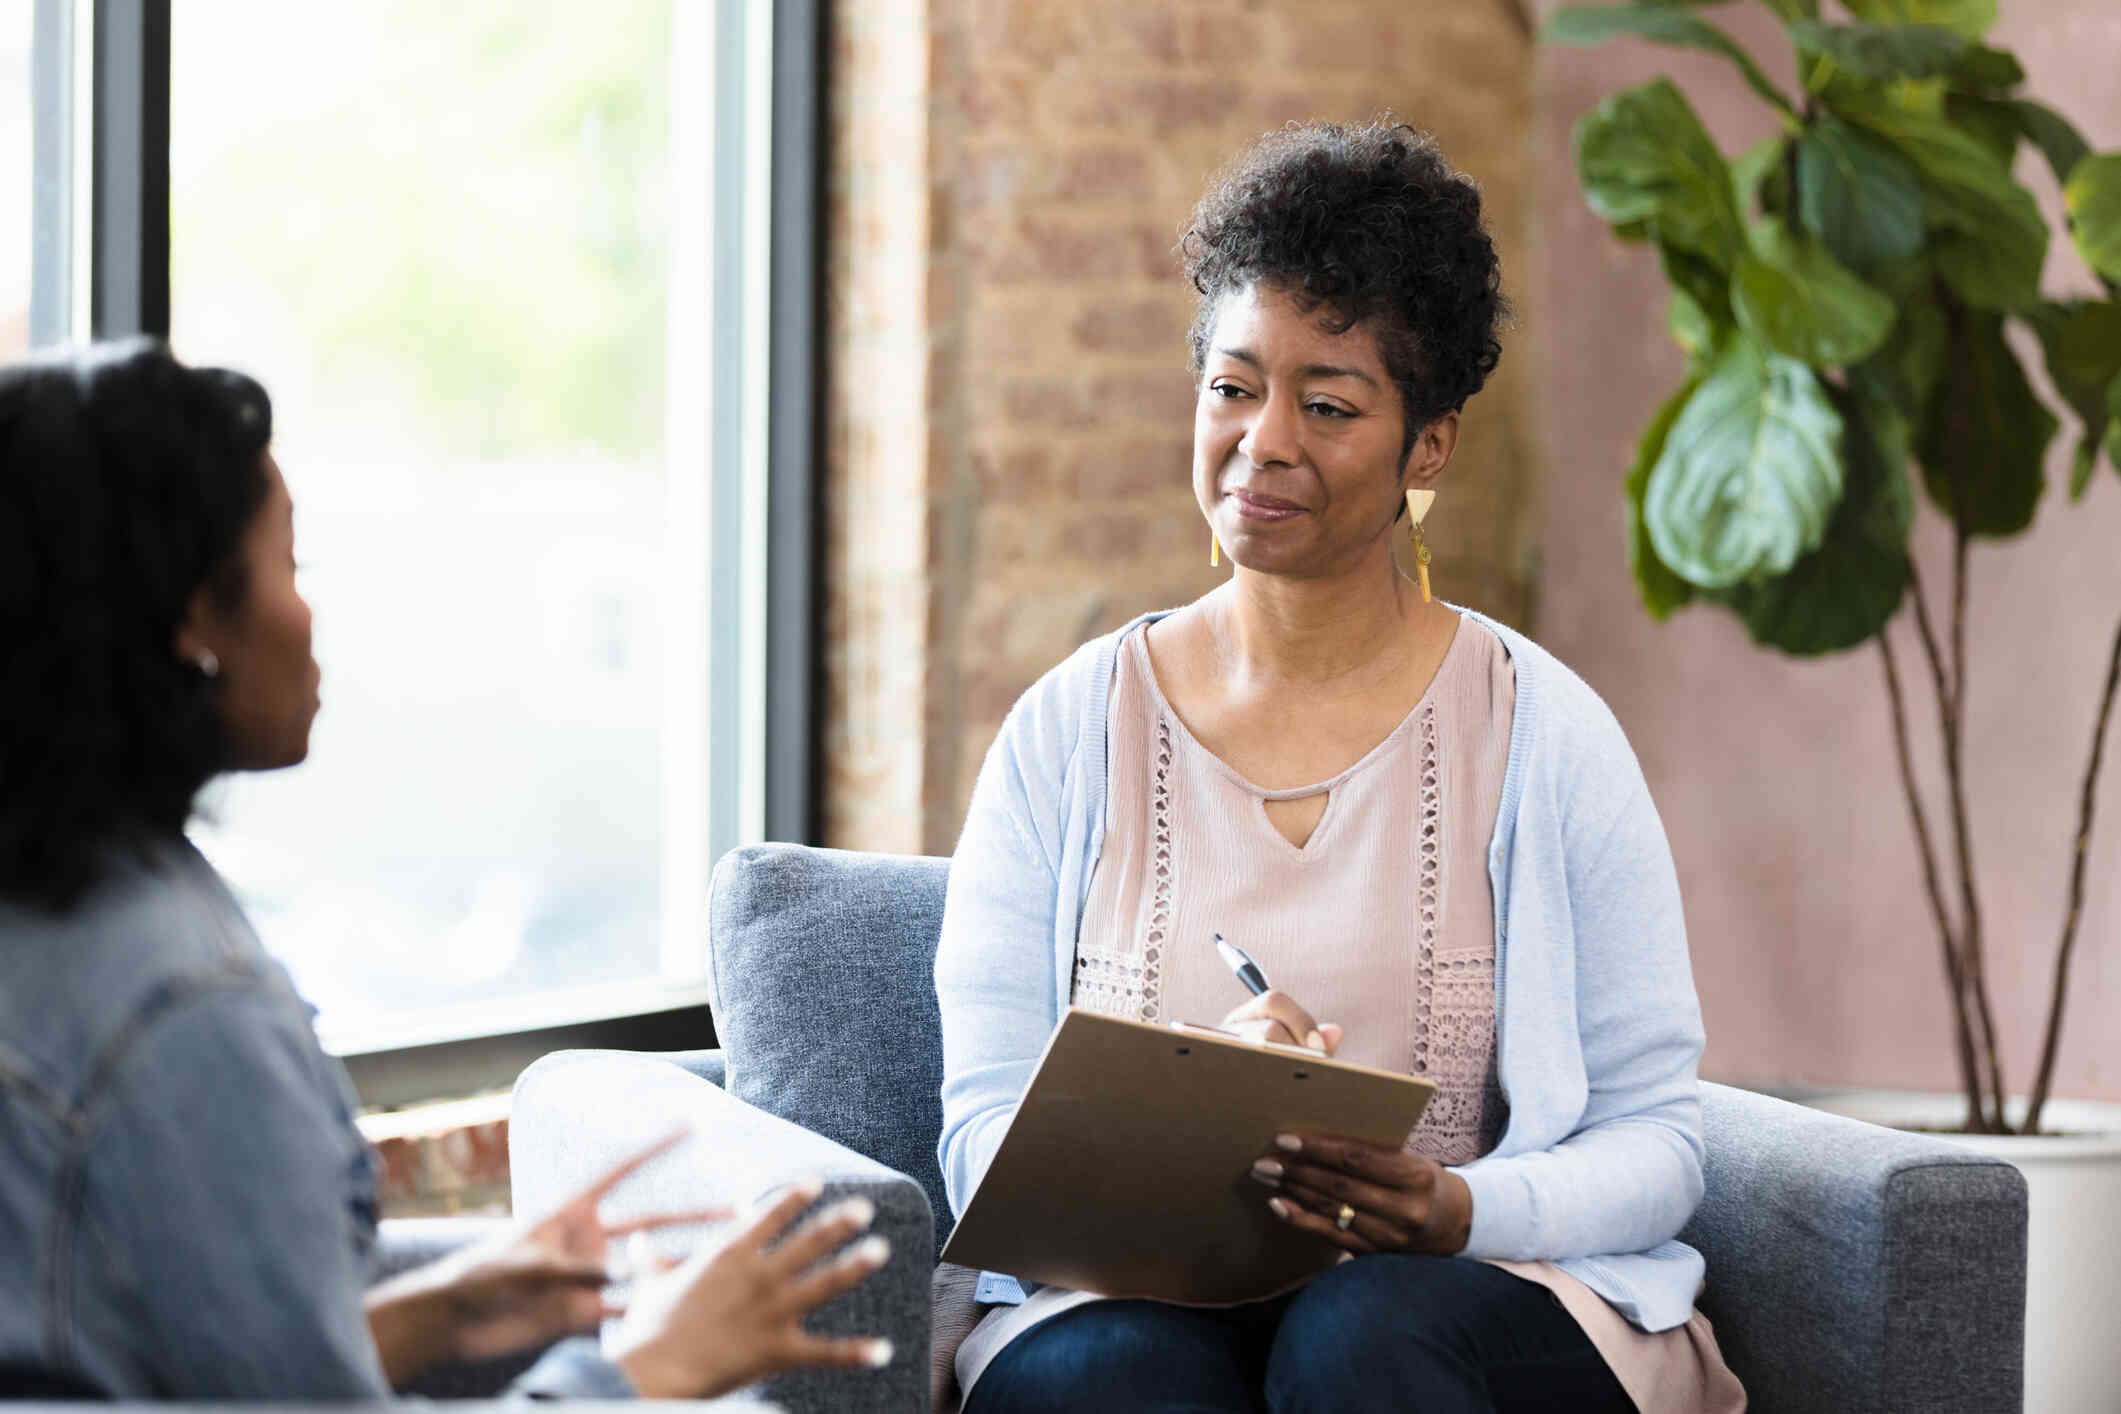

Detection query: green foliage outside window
xmin=173 ymin=0 xmax=673 ymax=462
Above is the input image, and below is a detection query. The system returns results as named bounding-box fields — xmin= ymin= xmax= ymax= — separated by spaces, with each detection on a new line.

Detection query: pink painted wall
xmin=1530 ymin=1 xmax=2121 ymax=1102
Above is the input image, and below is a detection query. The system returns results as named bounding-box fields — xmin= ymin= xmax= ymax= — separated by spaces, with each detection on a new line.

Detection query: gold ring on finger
xmin=1335 ymin=1202 xmax=1356 ymax=1232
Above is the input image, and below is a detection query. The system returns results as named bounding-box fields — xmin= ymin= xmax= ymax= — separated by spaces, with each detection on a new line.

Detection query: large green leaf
xmin=1787 ymin=20 xmax=1968 ymax=80
xmin=1832 ymin=91 xmax=2047 ymax=308
xmin=1543 ymin=6 xmax=1797 ymax=116
xmin=1949 ymin=44 xmax=2024 ymax=93
xmin=1930 ymin=232 xmax=2034 ymax=310
xmin=1667 ymin=287 xmax=1717 ymax=363
xmin=1852 ymin=288 xmax=1949 ymax=424
xmin=1575 ymin=80 xmax=1746 ymax=271
xmin=1724 ymin=389 xmax=1914 ymax=655
xmin=1733 ymin=220 xmax=1897 ymax=365
xmin=2066 ymin=154 xmax=2121 ymax=285
xmin=2007 ymin=100 xmax=2091 ymax=189
xmin=1945 ymin=95 xmax=2022 ymax=167
xmin=1660 ymin=240 xmax=1735 ymax=323
xmin=1731 ymin=135 xmax=1790 ymax=218
xmin=2028 ymin=301 xmax=2121 ymax=497
xmin=1916 ymin=311 xmax=2056 ymax=535
xmin=1795 ymin=114 xmax=1926 ymax=275
xmin=1645 ymin=336 xmax=1844 ymax=587
xmin=1841 ymin=0 xmax=1996 ymax=40
xmin=1626 ymin=379 xmax=1702 ymax=620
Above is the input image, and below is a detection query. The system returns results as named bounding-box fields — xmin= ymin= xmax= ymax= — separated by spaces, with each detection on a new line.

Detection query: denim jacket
xmin=0 ymin=833 xmax=626 ymax=1397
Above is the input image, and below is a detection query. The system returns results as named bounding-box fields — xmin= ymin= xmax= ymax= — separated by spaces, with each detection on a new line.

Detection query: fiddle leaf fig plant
xmin=1544 ymin=0 xmax=2121 ymax=1136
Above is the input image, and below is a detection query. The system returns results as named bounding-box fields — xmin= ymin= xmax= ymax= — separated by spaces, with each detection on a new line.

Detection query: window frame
xmin=35 ymin=0 xmax=824 ymax=1101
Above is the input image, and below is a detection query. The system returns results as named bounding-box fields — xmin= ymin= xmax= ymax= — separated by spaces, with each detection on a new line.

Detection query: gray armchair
xmin=509 ymin=844 xmax=2028 ymax=1414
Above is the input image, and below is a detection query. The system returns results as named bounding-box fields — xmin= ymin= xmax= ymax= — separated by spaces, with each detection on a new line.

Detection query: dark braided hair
xmin=0 ymin=340 xmax=273 ymax=909
xmin=1182 ymin=117 xmax=1507 ymax=459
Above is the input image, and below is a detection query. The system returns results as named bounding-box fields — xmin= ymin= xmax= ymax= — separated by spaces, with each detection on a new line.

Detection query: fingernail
xmin=621 ymin=1231 xmax=654 ymax=1279
xmin=835 ymin=1196 xmax=877 ymax=1229
xmin=848 ymin=1234 xmax=891 ymax=1267
xmin=866 ymin=1339 xmax=895 ymax=1368
xmin=1305 ymin=1030 xmax=1326 ymax=1051
xmin=1250 ymin=1158 xmax=1283 ymax=1183
xmin=794 ymin=1177 xmax=826 ymax=1203
xmin=1276 ymin=1134 xmax=1302 ymax=1153
xmin=1268 ymin=1197 xmax=1290 ymax=1218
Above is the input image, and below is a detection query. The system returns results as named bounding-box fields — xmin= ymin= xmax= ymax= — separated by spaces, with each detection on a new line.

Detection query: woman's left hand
xmin=1249 ymin=1132 xmax=1474 ymax=1257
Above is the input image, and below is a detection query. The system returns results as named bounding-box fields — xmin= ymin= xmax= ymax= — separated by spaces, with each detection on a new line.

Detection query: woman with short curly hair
xmin=936 ymin=120 xmax=1744 ymax=1411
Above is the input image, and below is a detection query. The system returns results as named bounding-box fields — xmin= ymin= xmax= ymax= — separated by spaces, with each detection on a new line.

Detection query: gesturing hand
xmin=368 ymin=1130 xmax=728 ymax=1383
xmin=1249 ymin=1131 xmax=1474 ymax=1257
xmin=608 ymin=1182 xmax=895 ymax=1398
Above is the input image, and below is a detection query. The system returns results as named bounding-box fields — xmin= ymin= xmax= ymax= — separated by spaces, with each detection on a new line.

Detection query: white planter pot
xmin=1805 ymin=1089 xmax=2121 ymax=1414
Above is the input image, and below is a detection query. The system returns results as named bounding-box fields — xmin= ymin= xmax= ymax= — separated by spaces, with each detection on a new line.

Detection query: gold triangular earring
xmin=1210 ymin=531 xmax=1221 ymax=568
xmin=1405 ymin=489 xmax=1435 ymax=603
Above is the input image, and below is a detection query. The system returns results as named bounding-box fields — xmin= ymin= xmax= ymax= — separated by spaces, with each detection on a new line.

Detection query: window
xmin=18 ymin=0 xmax=816 ymax=1066
xmin=2 ymin=15 xmax=27 ymax=357
xmin=158 ymin=0 xmax=789 ymax=1053
xmin=12 ymin=0 xmax=84 ymax=356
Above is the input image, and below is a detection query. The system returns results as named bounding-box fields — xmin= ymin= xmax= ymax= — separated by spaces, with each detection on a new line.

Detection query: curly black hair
xmin=1182 ymin=117 xmax=1507 ymax=456
xmin=0 ymin=340 xmax=273 ymax=910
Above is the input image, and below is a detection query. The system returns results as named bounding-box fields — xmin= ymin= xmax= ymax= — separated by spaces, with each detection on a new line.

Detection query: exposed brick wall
xmin=361 ymin=1094 xmax=513 ymax=1219
xmin=816 ymin=0 xmax=930 ymax=854
xmin=822 ymin=0 xmax=1538 ymax=853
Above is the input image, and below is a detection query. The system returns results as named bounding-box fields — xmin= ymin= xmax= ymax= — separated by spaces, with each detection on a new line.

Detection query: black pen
xmin=1214 ymin=933 xmax=1271 ymax=997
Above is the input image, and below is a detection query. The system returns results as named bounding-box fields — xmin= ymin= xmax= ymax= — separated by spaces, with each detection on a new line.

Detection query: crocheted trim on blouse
xmin=1412 ymin=702 xmax=1442 ymax=1077
xmin=1142 ymin=714 xmax=1172 ymax=1021
xmin=1404 ymin=700 xmax=1501 ymax=1167
xmin=1070 ymin=715 xmax=1174 ymax=1022
xmin=1072 ymin=949 xmax=1148 ymax=1019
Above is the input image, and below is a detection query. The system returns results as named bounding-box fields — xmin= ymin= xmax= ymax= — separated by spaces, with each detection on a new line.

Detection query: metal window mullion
xmin=88 ymin=0 xmax=169 ymax=340
xmin=704 ymin=0 xmax=753 ymax=865
xmin=763 ymin=0 xmax=821 ymax=844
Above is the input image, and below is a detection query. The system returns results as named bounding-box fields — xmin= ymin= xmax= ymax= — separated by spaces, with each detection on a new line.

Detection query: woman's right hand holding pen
xmin=1211 ymin=935 xmax=1343 ymax=1055
xmin=1217 ymin=991 xmax=1344 ymax=1056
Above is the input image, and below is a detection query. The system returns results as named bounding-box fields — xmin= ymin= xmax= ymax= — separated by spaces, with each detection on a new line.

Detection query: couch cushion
xmin=706 ymin=843 xmax=954 ymax=1244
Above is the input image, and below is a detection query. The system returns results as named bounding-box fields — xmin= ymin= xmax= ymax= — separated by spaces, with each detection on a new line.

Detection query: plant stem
xmin=1946 ymin=523 xmax=2008 ymax=1132
xmin=1880 ymin=631 xmax=1985 ymax=1129
xmin=2023 ymin=609 xmax=2121 ymax=1135
xmin=1908 ymin=557 xmax=1995 ymax=1128
xmin=1908 ymin=562 xmax=1955 ymax=730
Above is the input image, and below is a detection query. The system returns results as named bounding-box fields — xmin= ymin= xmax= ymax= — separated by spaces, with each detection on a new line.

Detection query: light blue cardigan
xmin=934 ymin=608 xmax=1710 ymax=1334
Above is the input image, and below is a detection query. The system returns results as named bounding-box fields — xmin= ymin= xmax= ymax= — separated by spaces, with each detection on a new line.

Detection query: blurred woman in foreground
xmin=0 ymin=341 xmax=891 ymax=1398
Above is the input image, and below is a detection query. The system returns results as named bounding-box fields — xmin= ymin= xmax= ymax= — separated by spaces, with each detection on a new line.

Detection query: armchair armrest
xmin=1682 ymin=1082 xmax=2025 ymax=1414
xmin=646 ymin=1046 xmax=729 ymax=1089
xmin=512 ymin=1048 xmax=931 ymax=1414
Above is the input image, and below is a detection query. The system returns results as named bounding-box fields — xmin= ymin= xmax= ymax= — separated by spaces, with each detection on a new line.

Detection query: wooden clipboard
xmin=938 ymin=1007 xmax=1435 ymax=1305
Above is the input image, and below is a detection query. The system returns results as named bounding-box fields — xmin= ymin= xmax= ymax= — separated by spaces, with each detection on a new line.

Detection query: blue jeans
xmin=963 ymin=1254 xmax=1635 ymax=1414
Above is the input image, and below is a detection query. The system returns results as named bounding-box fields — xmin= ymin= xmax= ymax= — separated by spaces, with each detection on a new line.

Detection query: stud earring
xmin=1405 ymin=489 xmax=1435 ymax=603
xmin=1210 ymin=531 xmax=1221 ymax=568
xmin=194 ymin=649 xmax=220 ymax=679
